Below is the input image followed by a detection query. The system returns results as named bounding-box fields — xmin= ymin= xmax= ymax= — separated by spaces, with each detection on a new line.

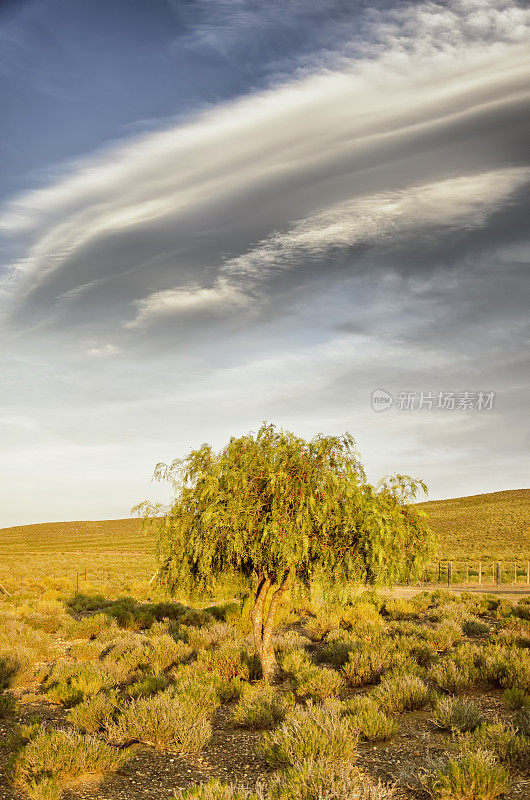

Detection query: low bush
xmin=261 ymin=700 xmax=358 ymax=768
xmin=232 ymin=684 xmax=294 ymax=729
xmin=371 ymin=673 xmax=431 ymax=714
xmin=424 ymin=622 xmax=462 ymax=653
xmin=67 ymin=691 xmax=120 ymax=734
xmin=11 ymin=725 xmax=128 ymax=799
xmin=463 ymin=618 xmax=490 ymax=638
xmin=42 ymin=662 xmax=116 ymax=707
xmin=428 ymin=657 xmax=477 ymax=694
xmin=280 ymin=649 xmax=342 ymax=700
xmin=175 ymin=781 xmax=257 ymax=800
xmin=502 ymin=686 xmax=529 ymax=710
xmin=305 ymin=611 xmax=341 ymax=641
xmin=197 ymin=643 xmax=253 ymax=683
xmin=382 ymin=598 xmax=417 ymax=620
xmin=345 ymin=699 xmax=398 ymax=741
xmin=342 ymin=642 xmax=401 ymax=688
xmin=432 ymin=697 xmax=483 ymax=733
xmin=268 ymin=759 xmax=395 ymax=800
xmin=461 ymin=720 xmax=530 ymax=767
xmin=106 ymin=684 xmax=219 ymax=753
xmin=426 ymin=749 xmax=508 ymax=800
xmin=481 ymin=645 xmax=530 ymax=691
xmin=0 ymin=691 xmax=16 ymax=717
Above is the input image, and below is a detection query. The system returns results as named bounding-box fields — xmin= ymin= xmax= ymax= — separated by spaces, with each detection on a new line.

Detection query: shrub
xmin=371 ymin=673 xmax=430 ymax=714
xmin=342 ymin=642 xmax=399 ymax=688
xmin=106 ymin=685 xmax=219 ymax=753
xmin=67 ymin=691 xmax=120 ymax=734
xmin=463 ymin=618 xmax=490 ymax=638
xmin=428 ymin=658 xmax=477 ymax=694
xmin=514 ymin=707 xmax=530 ymax=736
xmin=197 ymin=643 xmax=252 ymax=683
xmin=273 ymin=630 xmax=312 ymax=655
xmin=232 ymin=684 xmax=294 ymax=729
xmin=42 ymin=662 xmax=116 ymax=707
xmin=175 ymin=781 xmax=257 ymax=800
xmin=261 ymin=700 xmax=358 ymax=768
xmin=462 ymin=720 xmax=530 ymax=767
xmin=11 ymin=725 xmax=128 ymax=798
xmin=427 ymin=749 xmax=508 ymax=800
xmin=126 ymin=673 xmax=168 ymax=698
xmin=305 ymin=611 xmax=341 ymax=641
xmin=502 ymin=687 xmax=529 ymax=710
xmin=280 ymin=649 xmax=342 ymax=700
xmin=481 ymin=645 xmax=530 ymax=691
xmin=268 ymin=759 xmax=395 ymax=800
xmin=382 ymin=598 xmax=417 ymax=620
xmin=432 ymin=697 xmax=483 ymax=733
xmin=424 ymin=622 xmax=462 ymax=653
xmin=0 ymin=691 xmax=16 ymax=717
xmin=346 ymin=700 xmax=399 ymax=741
xmin=0 ymin=656 xmax=18 ymax=690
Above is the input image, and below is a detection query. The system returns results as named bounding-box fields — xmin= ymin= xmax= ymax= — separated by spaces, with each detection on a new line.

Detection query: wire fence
xmin=1 ymin=560 xmax=530 ymax=598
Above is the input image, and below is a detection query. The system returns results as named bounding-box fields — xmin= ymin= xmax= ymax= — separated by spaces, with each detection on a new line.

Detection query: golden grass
xmin=417 ymin=489 xmax=530 ymax=560
xmin=0 ymin=489 xmax=528 ymax=594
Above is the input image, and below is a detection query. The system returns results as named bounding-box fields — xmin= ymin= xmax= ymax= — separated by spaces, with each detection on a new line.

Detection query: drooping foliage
xmin=137 ymin=423 xmax=434 ymax=591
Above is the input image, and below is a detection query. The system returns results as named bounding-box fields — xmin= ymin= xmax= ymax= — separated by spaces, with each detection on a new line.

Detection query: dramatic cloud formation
xmin=0 ymin=0 xmax=528 ymax=524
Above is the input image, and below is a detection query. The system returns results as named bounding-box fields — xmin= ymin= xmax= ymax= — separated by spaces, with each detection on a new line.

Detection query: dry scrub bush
xmin=341 ymin=641 xmax=407 ymax=688
xmin=502 ymin=686 xmax=530 ymax=710
xmin=268 ymin=759 xmax=396 ymax=800
xmin=175 ymin=781 xmax=258 ymax=800
xmin=343 ymin=698 xmax=398 ymax=741
xmin=272 ymin=631 xmax=312 ymax=655
xmin=460 ymin=720 xmax=530 ymax=767
xmin=432 ymin=697 xmax=483 ymax=733
xmin=232 ymin=683 xmax=295 ymax=729
xmin=423 ymin=622 xmax=463 ymax=653
xmin=106 ymin=681 xmax=219 ymax=753
xmin=11 ymin=725 xmax=128 ymax=800
xmin=371 ymin=673 xmax=431 ymax=714
xmin=67 ymin=691 xmax=120 ymax=733
xmin=0 ymin=614 xmax=56 ymax=686
xmin=480 ymin=645 xmax=530 ymax=691
xmin=428 ymin=656 xmax=478 ymax=694
xmin=197 ymin=643 xmax=255 ymax=683
xmin=42 ymin=662 xmax=117 ymax=706
xmin=382 ymin=598 xmax=417 ymax=620
xmin=279 ymin=649 xmax=342 ymax=700
xmin=261 ymin=700 xmax=358 ymax=768
xmin=426 ymin=750 xmax=508 ymax=800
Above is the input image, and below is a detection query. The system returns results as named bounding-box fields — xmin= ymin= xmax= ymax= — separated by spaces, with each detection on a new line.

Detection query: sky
xmin=0 ymin=0 xmax=529 ymax=526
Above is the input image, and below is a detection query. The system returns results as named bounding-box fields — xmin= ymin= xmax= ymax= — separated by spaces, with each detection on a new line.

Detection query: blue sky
xmin=1 ymin=0 xmax=529 ymax=525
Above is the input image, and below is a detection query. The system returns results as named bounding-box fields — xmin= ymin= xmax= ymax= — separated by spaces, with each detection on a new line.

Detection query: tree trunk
xmin=251 ymin=569 xmax=292 ymax=683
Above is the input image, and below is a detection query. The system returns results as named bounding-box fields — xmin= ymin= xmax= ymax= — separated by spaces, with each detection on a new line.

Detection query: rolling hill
xmin=0 ymin=490 xmax=528 ymax=590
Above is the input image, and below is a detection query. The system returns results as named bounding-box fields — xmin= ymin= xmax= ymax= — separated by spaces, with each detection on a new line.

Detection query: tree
xmin=136 ymin=423 xmax=434 ymax=682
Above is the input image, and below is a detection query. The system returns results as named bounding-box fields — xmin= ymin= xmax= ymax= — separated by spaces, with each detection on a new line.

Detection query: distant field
xmin=0 ymin=489 xmax=528 ymax=593
xmin=417 ymin=488 xmax=530 ymax=561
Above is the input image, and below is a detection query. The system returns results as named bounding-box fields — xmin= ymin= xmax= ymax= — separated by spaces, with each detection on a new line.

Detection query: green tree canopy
xmin=136 ymin=423 xmax=434 ymax=680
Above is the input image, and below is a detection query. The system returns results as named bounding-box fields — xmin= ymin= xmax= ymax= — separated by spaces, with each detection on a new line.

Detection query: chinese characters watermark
xmin=371 ymin=389 xmax=495 ymax=412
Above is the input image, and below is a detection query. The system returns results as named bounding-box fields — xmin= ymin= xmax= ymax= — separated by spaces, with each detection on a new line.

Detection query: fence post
xmin=496 ymin=561 xmax=501 ymax=587
xmin=514 ymin=562 xmax=517 ymax=585
xmin=437 ymin=562 xmax=441 ymax=584
xmin=527 ymin=562 xmax=530 ymax=585
xmin=478 ymin=561 xmax=482 ymax=585
xmin=466 ymin=563 xmax=469 ymax=584
xmin=448 ymin=561 xmax=453 ymax=587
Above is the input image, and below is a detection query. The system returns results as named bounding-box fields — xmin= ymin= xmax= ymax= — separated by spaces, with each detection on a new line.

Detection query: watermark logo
xmin=371 ymin=390 xmax=495 ymax=412
xmin=371 ymin=389 xmax=393 ymax=412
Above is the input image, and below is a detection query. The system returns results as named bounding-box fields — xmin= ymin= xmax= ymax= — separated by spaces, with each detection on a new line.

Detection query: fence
xmin=1 ymin=561 xmax=530 ymax=596
xmin=420 ymin=560 xmax=530 ymax=588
